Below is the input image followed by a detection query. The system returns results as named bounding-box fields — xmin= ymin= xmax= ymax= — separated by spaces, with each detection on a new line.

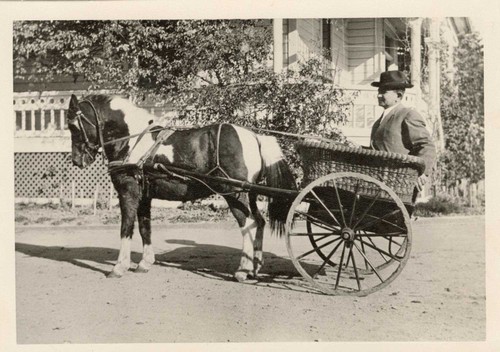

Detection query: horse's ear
xmin=69 ymin=94 xmax=79 ymax=111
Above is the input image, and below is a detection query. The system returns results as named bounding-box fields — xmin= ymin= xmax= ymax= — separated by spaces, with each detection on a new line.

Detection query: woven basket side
xmin=298 ymin=144 xmax=420 ymax=204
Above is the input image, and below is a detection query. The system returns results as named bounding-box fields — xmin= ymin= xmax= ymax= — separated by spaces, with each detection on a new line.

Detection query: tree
xmin=14 ymin=20 xmax=356 ymax=141
xmin=439 ymin=32 xmax=484 ymax=185
xmin=14 ymin=20 xmax=272 ymax=95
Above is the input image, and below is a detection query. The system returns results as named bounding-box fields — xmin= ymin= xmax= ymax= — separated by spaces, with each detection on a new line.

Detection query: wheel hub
xmin=341 ymin=227 xmax=355 ymax=242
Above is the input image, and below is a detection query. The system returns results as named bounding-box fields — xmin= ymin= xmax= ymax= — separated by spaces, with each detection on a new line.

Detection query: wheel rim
xmin=285 ymin=172 xmax=412 ymax=296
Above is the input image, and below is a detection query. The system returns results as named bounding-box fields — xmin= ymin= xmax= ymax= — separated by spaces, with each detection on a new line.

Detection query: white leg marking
xmin=110 ymin=237 xmax=131 ymax=277
xmin=235 ymin=217 xmax=257 ymax=282
xmin=136 ymin=244 xmax=155 ymax=273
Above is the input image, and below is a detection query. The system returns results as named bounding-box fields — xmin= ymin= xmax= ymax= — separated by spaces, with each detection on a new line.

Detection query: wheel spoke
xmin=359 ymin=237 xmax=369 ymax=270
xmin=332 ymin=179 xmax=347 ymax=227
xmin=289 ymin=232 xmax=338 ymax=237
xmin=313 ymin=240 xmax=344 ymax=278
xmin=357 ymin=232 xmax=406 ymax=237
xmin=296 ymin=237 xmax=342 ymax=261
xmin=334 ymin=242 xmax=347 ymax=289
xmin=296 ymin=210 xmax=338 ymax=232
xmin=349 ymin=180 xmax=360 ymax=227
xmin=386 ymin=236 xmax=407 ymax=258
xmin=352 ymin=190 xmax=382 ymax=230
xmin=366 ymin=236 xmax=390 ymax=263
xmin=352 ymin=241 xmax=384 ymax=283
xmin=348 ymin=244 xmax=362 ymax=291
xmin=310 ymin=189 xmax=342 ymax=227
xmin=358 ymin=238 xmax=403 ymax=262
xmin=355 ymin=209 xmax=405 ymax=232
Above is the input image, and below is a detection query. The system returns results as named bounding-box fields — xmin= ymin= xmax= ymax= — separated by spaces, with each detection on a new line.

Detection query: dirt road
xmin=14 ymin=216 xmax=485 ymax=343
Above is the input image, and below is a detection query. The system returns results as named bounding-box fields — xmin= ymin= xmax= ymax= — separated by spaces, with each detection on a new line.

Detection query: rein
xmin=100 ymin=124 xmax=344 ymax=148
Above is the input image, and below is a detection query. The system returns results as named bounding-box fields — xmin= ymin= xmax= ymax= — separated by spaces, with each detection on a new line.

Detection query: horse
xmin=66 ymin=94 xmax=297 ymax=282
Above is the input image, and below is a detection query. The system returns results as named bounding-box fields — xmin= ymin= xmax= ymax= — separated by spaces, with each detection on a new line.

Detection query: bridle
xmin=72 ymin=100 xmax=107 ymax=163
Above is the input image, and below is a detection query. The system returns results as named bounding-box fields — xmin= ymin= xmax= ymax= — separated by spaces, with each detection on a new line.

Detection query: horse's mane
xmin=83 ymin=94 xmax=114 ymax=104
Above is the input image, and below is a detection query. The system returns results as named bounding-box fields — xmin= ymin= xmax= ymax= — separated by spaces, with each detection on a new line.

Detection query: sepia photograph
xmin=1 ymin=1 xmax=498 ymax=351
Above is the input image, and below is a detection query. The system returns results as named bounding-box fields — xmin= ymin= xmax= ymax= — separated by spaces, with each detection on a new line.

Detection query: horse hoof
xmin=234 ymin=271 xmax=248 ymax=283
xmin=106 ymin=271 xmax=123 ymax=279
xmin=134 ymin=265 xmax=149 ymax=274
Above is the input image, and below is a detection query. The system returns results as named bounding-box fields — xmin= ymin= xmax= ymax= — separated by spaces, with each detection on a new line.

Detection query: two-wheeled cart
xmin=150 ymin=137 xmax=425 ymax=296
xmin=284 ymin=140 xmax=425 ymax=296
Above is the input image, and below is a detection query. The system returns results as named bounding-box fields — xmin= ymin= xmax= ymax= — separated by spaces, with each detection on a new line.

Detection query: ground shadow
xmin=15 ymin=240 xmax=324 ymax=294
xmin=15 ymin=242 xmax=138 ymax=276
xmin=157 ymin=239 xmax=323 ymax=294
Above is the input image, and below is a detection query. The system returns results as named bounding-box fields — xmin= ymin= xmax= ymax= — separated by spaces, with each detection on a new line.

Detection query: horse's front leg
xmin=108 ymin=177 xmax=141 ymax=278
xmin=135 ymin=196 xmax=155 ymax=273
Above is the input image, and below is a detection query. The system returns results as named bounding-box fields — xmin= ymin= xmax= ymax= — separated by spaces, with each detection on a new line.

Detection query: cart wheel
xmin=285 ymin=172 xmax=412 ymax=296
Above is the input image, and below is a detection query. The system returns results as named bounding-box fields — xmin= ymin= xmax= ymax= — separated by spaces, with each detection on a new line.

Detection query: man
xmin=370 ymin=70 xmax=436 ymax=193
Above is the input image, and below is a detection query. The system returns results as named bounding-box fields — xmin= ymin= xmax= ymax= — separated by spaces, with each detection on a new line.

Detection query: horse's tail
xmin=256 ymin=134 xmax=297 ymax=236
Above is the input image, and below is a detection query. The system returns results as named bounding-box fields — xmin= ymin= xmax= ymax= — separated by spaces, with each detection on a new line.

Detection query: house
xmin=273 ymin=17 xmax=471 ymax=147
xmin=13 ymin=17 xmax=471 ymax=202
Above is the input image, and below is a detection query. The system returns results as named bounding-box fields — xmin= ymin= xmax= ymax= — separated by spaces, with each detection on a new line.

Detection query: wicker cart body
xmin=284 ymin=140 xmax=426 ymax=296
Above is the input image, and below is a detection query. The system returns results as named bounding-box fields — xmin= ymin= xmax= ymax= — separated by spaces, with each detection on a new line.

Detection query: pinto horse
xmin=66 ymin=94 xmax=296 ymax=281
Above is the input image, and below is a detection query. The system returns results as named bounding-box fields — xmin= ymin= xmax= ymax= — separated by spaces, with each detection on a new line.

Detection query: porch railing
xmin=13 ymin=88 xmax=424 ymax=150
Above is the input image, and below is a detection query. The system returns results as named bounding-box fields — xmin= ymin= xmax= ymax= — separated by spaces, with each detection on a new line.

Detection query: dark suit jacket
xmin=370 ymin=104 xmax=436 ymax=176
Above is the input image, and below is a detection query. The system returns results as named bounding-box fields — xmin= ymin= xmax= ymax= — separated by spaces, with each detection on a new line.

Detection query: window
xmin=384 ymin=20 xmax=411 ymax=74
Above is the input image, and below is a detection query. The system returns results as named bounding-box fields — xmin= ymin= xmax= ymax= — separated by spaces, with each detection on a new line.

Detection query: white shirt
xmin=380 ymin=103 xmax=399 ymax=124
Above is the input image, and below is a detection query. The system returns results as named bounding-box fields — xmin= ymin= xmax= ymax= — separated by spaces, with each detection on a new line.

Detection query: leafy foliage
xmin=14 ymin=20 xmax=272 ymax=96
xmin=414 ymin=193 xmax=463 ymax=216
xmin=14 ymin=20 xmax=355 ymax=129
xmin=14 ymin=20 xmax=358 ymax=179
xmin=439 ymin=32 xmax=484 ymax=184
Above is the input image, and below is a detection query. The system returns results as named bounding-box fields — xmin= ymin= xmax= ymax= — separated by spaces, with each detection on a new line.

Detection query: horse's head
xmin=67 ymin=94 xmax=102 ymax=168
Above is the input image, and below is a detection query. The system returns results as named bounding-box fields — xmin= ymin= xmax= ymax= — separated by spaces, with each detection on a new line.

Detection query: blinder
xmin=70 ymin=100 xmax=107 ymax=163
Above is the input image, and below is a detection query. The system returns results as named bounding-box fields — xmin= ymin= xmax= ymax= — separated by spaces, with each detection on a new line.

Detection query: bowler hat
xmin=371 ymin=70 xmax=414 ymax=90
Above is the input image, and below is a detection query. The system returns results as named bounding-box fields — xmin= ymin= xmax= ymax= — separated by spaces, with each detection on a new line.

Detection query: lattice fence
xmin=15 ymin=152 xmax=115 ymax=201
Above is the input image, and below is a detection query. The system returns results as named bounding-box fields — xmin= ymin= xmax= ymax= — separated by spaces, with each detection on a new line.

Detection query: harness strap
xmin=123 ymin=123 xmax=157 ymax=164
xmin=136 ymin=128 xmax=174 ymax=168
xmin=206 ymin=123 xmax=231 ymax=179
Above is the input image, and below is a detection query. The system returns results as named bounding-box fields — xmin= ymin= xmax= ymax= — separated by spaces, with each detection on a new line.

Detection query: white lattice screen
xmin=15 ymin=152 xmax=115 ymax=200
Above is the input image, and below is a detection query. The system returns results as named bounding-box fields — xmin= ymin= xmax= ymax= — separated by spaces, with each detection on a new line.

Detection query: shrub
xmin=414 ymin=194 xmax=463 ymax=217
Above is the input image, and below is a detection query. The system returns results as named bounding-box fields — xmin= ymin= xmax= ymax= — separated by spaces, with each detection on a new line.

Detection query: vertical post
xmin=109 ymin=183 xmax=114 ymax=211
xmin=93 ymin=184 xmax=99 ymax=216
xmin=409 ymin=18 xmax=422 ymax=94
xmin=425 ymin=18 xmax=444 ymax=151
xmin=273 ymin=19 xmax=283 ymax=73
xmin=50 ymin=109 xmax=55 ymax=129
xmin=71 ymin=180 xmax=75 ymax=210
xmin=60 ymin=109 xmax=65 ymax=130
xmin=59 ymin=183 xmax=64 ymax=205
xmin=21 ymin=110 xmax=26 ymax=131
xmin=31 ymin=109 xmax=35 ymax=130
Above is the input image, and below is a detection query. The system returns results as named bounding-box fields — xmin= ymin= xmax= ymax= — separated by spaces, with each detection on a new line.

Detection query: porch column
xmin=409 ymin=18 xmax=422 ymax=93
xmin=273 ymin=19 xmax=283 ymax=73
xmin=425 ymin=18 xmax=445 ymax=151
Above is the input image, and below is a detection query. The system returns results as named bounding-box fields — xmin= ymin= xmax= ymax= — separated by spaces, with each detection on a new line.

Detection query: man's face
xmin=377 ymin=88 xmax=399 ymax=109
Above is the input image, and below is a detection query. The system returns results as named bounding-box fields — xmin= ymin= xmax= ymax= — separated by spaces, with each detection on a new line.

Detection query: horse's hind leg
xmin=250 ymin=193 xmax=265 ymax=278
xmin=225 ymin=194 xmax=257 ymax=282
xmin=136 ymin=196 xmax=155 ymax=273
